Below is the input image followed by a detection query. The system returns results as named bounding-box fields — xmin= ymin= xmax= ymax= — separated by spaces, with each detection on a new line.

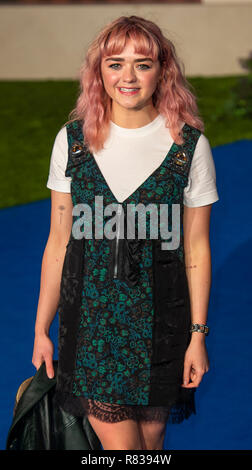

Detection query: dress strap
xmin=166 ymin=123 xmax=201 ymax=180
xmin=65 ymin=119 xmax=86 ymax=177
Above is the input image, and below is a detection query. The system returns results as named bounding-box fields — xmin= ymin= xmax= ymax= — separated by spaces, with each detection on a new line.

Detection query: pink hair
xmin=65 ymin=15 xmax=204 ymax=153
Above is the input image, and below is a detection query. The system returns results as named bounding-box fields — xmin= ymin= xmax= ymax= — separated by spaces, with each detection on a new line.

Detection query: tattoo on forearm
xmin=185 ymin=264 xmax=197 ymax=269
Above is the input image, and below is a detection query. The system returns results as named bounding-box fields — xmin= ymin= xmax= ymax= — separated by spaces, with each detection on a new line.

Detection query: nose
xmin=121 ymin=65 xmax=137 ymax=83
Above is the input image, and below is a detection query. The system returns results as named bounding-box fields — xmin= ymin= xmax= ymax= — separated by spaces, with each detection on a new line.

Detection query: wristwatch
xmin=190 ymin=323 xmax=209 ymax=335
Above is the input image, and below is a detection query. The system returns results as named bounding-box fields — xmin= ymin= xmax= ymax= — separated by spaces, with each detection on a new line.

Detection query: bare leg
xmin=87 ymin=414 xmax=144 ymax=450
xmin=138 ymin=421 xmax=167 ymax=450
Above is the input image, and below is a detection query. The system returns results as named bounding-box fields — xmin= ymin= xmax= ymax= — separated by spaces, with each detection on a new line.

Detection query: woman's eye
xmin=109 ymin=63 xmax=150 ymax=70
xmin=109 ymin=64 xmax=120 ymax=69
xmin=138 ymin=64 xmax=151 ymax=70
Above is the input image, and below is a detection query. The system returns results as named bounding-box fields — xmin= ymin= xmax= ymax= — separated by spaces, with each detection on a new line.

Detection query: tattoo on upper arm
xmin=185 ymin=264 xmax=197 ymax=269
xmin=58 ymin=205 xmax=65 ymax=224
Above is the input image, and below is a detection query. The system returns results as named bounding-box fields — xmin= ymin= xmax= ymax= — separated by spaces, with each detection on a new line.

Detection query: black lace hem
xmin=54 ymin=386 xmax=196 ymax=425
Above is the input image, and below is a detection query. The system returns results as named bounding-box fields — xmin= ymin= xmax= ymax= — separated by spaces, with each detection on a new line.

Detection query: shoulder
xmin=53 ymin=125 xmax=68 ymax=149
xmin=192 ymin=132 xmax=215 ymax=168
xmin=46 ymin=125 xmax=72 ymax=192
xmin=51 ymin=125 xmax=69 ymax=161
xmin=53 ymin=120 xmax=83 ymax=149
xmin=196 ymin=132 xmax=212 ymax=151
xmin=183 ymin=130 xmax=219 ymax=207
xmin=50 ymin=125 xmax=68 ymax=168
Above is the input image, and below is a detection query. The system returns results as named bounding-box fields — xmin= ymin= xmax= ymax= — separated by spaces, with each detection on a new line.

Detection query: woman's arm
xmin=181 ymin=203 xmax=212 ymax=388
xmin=32 ymin=190 xmax=73 ymax=378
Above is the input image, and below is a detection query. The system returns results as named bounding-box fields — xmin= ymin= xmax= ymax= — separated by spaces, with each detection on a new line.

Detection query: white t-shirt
xmin=46 ymin=114 xmax=219 ymax=207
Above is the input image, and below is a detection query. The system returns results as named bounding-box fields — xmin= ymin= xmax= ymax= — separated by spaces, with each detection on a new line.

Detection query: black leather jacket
xmin=6 ymin=361 xmax=101 ymax=450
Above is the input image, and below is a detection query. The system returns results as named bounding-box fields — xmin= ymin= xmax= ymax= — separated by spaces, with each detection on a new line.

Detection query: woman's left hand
xmin=181 ymin=335 xmax=210 ymax=388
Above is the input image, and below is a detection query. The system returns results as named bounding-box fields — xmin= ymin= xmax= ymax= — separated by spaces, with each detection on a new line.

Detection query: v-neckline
xmin=88 ymin=122 xmax=187 ymax=206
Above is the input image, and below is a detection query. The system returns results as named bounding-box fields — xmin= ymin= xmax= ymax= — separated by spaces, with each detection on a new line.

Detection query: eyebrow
xmin=105 ymin=57 xmax=154 ymax=62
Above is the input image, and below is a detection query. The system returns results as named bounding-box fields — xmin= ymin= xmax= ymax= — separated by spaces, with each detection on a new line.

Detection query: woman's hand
xmin=182 ymin=335 xmax=210 ymax=388
xmin=32 ymin=333 xmax=54 ymax=379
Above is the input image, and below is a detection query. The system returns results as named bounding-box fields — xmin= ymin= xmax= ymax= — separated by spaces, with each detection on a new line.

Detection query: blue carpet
xmin=0 ymin=139 xmax=251 ymax=450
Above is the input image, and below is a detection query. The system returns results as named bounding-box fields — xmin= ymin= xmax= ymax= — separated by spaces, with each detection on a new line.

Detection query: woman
xmin=32 ymin=15 xmax=219 ymax=450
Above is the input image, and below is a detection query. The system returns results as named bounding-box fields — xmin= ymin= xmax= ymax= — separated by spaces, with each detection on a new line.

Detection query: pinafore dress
xmin=55 ymin=119 xmax=201 ymax=424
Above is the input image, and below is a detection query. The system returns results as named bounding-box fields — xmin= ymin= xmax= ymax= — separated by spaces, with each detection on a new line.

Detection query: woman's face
xmin=100 ymin=40 xmax=162 ymax=115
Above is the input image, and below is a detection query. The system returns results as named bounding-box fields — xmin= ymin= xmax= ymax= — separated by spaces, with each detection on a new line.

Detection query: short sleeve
xmin=46 ymin=126 xmax=71 ymax=193
xmin=183 ymin=133 xmax=219 ymax=207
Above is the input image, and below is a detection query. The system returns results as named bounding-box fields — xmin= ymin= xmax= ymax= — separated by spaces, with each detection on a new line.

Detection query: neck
xmin=110 ymin=104 xmax=159 ymax=129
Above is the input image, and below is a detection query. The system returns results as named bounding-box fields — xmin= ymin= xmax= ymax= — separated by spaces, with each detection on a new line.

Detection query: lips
xmin=118 ymin=87 xmax=140 ymax=96
xmin=118 ymin=87 xmax=140 ymax=90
